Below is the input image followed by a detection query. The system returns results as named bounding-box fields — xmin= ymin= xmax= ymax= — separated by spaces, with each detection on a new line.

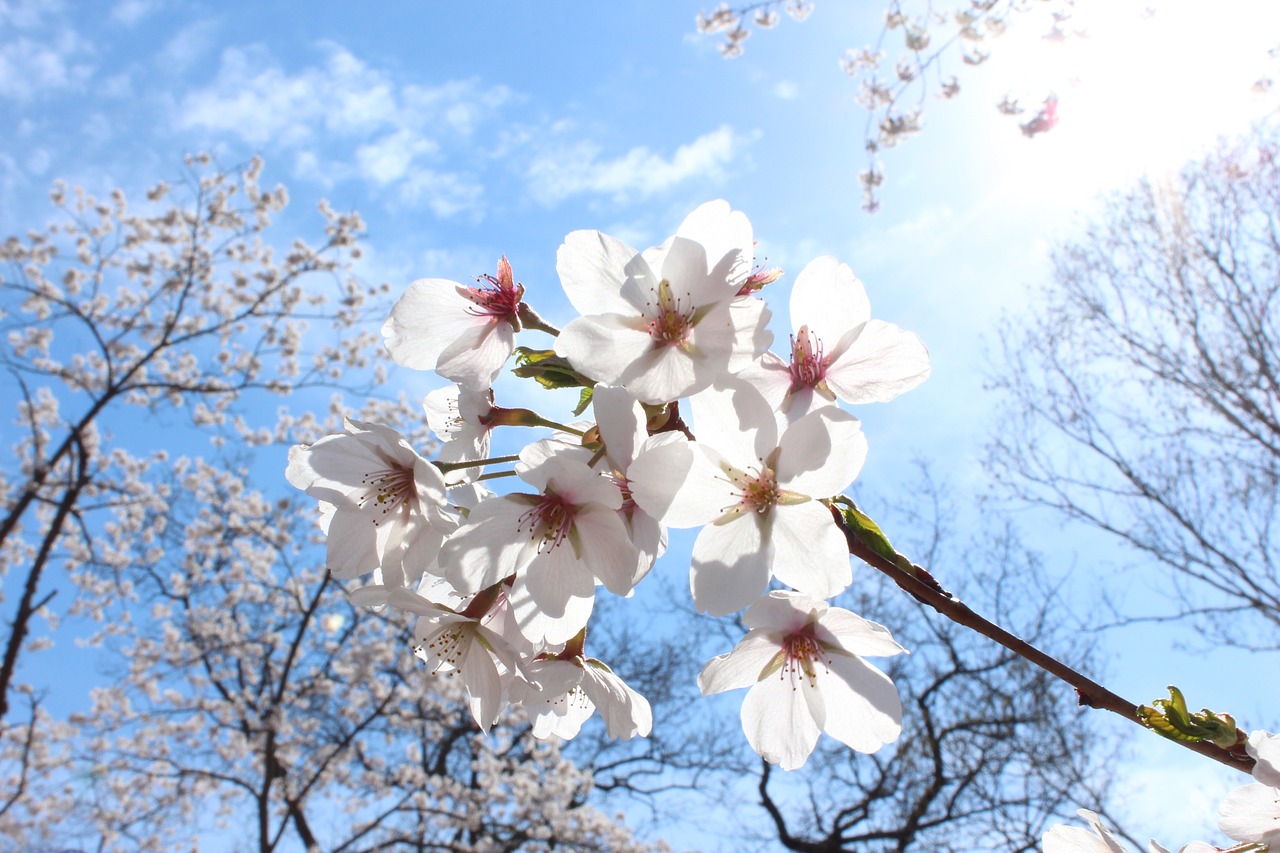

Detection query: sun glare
xmin=978 ymin=0 xmax=1280 ymax=207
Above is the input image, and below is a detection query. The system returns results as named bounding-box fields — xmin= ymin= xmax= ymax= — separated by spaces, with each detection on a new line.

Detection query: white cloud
xmin=159 ymin=19 xmax=220 ymax=72
xmin=772 ymin=80 xmax=798 ymax=99
xmin=398 ymin=169 xmax=483 ymax=218
xmin=525 ymin=124 xmax=752 ymax=206
xmin=111 ymin=0 xmax=160 ymax=25
xmin=355 ymin=129 xmax=438 ymax=185
xmin=0 ymin=31 xmax=91 ymax=100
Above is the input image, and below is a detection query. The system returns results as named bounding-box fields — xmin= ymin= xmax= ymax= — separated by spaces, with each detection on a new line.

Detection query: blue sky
xmin=5 ymin=0 xmax=1280 ymax=846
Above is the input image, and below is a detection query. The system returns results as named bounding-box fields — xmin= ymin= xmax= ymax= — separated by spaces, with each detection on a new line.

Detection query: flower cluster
xmin=288 ymin=201 xmax=931 ymax=768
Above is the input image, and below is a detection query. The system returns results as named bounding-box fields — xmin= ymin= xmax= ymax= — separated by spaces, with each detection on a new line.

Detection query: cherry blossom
xmin=382 ymin=256 xmax=525 ymax=388
xmin=740 ymin=255 xmax=930 ymax=419
xmin=698 ymin=590 xmax=904 ymax=770
xmin=516 ymin=653 xmax=653 ymax=741
xmin=590 ymin=384 xmax=673 ymax=588
xmin=439 ymin=447 xmax=641 ymax=644
xmin=423 ymin=383 xmax=495 ymax=481
xmin=1219 ymin=730 xmax=1280 ymax=848
xmin=554 ymin=200 xmax=771 ymax=403
xmin=286 ymin=418 xmax=455 ymax=588
xmin=350 ymin=585 xmax=520 ymax=732
xmin=628 ymin=381 xmax=867 ymax=614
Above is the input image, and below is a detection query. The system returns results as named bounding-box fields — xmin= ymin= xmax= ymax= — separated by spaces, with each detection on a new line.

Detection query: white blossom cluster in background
xmin=288 ymin=200 xmax=932 ymax=770
xmin=1044 ymin=731 xmax=1280 ymax=852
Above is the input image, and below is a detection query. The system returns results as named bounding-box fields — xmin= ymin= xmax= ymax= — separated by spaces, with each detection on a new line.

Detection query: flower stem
xmin=830 ymin=505 xmax=1257 ymax=777
xmin=433 ymin=455 xmax=522 ymax=474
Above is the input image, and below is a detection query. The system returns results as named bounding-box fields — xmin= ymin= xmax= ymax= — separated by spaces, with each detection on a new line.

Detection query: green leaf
xmin=833 ymin=497 xmax=898 ymax=564
xmin=511 ymin=347 xmax=592 ymax=391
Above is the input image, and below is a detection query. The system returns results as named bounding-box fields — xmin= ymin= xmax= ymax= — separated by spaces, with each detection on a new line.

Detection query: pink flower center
xmin=644 ymin=280 xmax=695 ymax=346
xmin=463 ymin=279 xmax=523 ymax=320
xmin=731 ymin=466 xmax=780 ymax=515
xmin=779 ymin=627 xmax=831 ymax=688
xmin=463 ymin=256 xmax=524 ymax=322
xmin=518 ymin=491 xmax=578 ymax=551
xmin=788 ymin=325 xmax=827 ymax=390
xmin=359 ymin=466 xmax=415 ymax=526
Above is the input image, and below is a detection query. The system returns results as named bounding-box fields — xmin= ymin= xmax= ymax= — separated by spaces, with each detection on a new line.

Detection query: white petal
xmin=675 ymin=199 xmax=753 ymax=291
xmin=1249 ymin=730 xmax=1280 ymax=788
xmin=819 ymin=653 xmax=902 ymax=753
xmin=817 ymin=608 xmax=906 ymax=658
xmin=743 ymin=589 xmax=821 ymax=631
xmin=698 ymin=630 xmax=784 ymax=695
xmin=790 ymin=256 xmax=870 ymax=345
xmin=580 ymin=660 xmax=653 ymax=739
xmin=628 ymin=439 xmax=731 ymax=528
xmin=777 ymin=406 xmax=866 ymax=496
xmin=690 ymin=514 xmax=772 ymax=615
xmin=736 ymin=351 xmax=794 ymax=413
xmin=592 ymin=384 xmax=646 ymax=468
xmin=555 ymin=314 xmax=653 ymax=386
xmin=382 ymin=279 xmax=480 ymax=371
xmin=688 ymin=380 xmax=776 ymax=467
xmin=1219 ymin=782 xmax=1280 ymax=845
xmin=825 ymin=319 xmax=931 ymax=404
xmin=768 ymin=501 xmax=852 ymax=600
xmin=741 ymin=677 xmax=822 ymax=771
xmin=727 ymin=295 xmax=773 ymax=372
xmin=460 ymin=635 xmax=506 ymax=732
xmin=439 ymin=496 xmax=531 ymax=593
xmin=435 ymin=316 xmax=515 ymax=388
xmin=557 ymin=229 xmax=645 ymax=317
xmin=618 ymin=343 xmax=704 ymax=404
xmin=570 ymin=504 xmax=640 ymax=596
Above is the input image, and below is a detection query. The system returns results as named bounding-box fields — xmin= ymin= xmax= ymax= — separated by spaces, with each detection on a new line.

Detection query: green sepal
xmin=512 ymin=347 xmax=593 ymax=391
xmin=573 ymin=387 xmax=594 ymax=417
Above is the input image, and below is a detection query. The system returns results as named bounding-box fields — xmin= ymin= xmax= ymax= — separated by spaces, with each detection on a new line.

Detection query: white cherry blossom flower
xmin=1219 ymin=730 xmax=1280 ymax=848
xmin=286 ymin=419 xmax=455 ymax=588
xmin=591 ymin=384 xmax=671 ymax=588
xmin=349 ymin=585 xmax=519 ymax=732
xmin=382 ymin=256 xmax=524 ymax=388
xmin=698 ymin=590 xmax=904 ymax=770
xmin=515 ymin=653 xmax=652 ymax=741
xmin=438 ymin=447 xmax=640 ymax=645
xmin=1042 ymin=809 xmax=1219 ymax=853
xmin=741 ymin=255 xmax=930 ymax=419
xmin=554 ymin=200 xmax=771 ymax=404
xmin=423 ymin=383 xmax=494 ymax=481
xmin=628 ymin=381 xmax=866 ymax=615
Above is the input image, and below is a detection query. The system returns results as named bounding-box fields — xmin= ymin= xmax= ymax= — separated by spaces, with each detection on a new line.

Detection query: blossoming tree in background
xmin=0 ymin=160 xmax=663 ymax=851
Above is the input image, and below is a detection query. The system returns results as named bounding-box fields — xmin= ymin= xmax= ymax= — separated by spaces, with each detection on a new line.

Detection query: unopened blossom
xmin=286 ymin=418 xmax=454 ymax=588
xmin=628 ymin=381 xmax=866 ymax=615
xmin=349 ymin=586 xmax=518 ymax=732
xmin=439 ymin=447 xmax=640 ymax=645
xmin=698 ymin=590 xmax=904 ymax=770
xmin=554 ymin=200 xmax=771 ymax=404
xmin=741 ymin=255 xmax=930 ymax=419
xmin=1219 ymin=729 xmax=1280 ymax=848
xmin=383 ymin=256 xmax=524 ymax=388
xmin=516 ymin=653 xmax=652 ymax=741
